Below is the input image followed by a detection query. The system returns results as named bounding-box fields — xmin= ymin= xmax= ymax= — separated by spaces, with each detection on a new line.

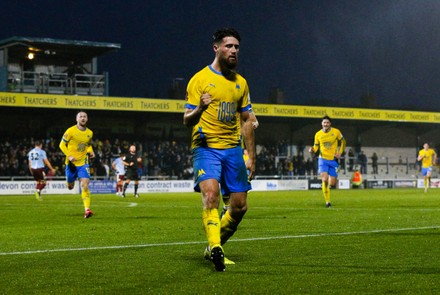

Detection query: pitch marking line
xmin=1 ymin=226 xmax=438 ymax=256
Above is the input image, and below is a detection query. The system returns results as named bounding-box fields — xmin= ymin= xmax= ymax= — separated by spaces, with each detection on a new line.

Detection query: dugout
xmin=0 ymin=37 xmax=120 ymax=96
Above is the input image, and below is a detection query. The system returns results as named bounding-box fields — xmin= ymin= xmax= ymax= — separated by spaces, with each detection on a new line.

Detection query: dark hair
xmin=213 ymin=28 xmax=241 ymax=44
xmin=322 ymin=115 xmax=332 ymax=122
xmin=34 ymin=140 xmax=41 ymax=146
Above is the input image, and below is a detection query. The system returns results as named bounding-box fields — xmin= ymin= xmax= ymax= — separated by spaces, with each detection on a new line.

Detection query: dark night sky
xmin=2 ymin=1 xmax=440 ymax=110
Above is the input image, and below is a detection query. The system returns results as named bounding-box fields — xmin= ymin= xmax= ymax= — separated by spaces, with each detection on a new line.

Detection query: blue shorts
xmin=422 ymin=167 xmax=432 ymax=176
xmin=192 ymin=146 xmax=251 ymax=195
xmin=318 ymin=158 xmax=339 ymax=177
xmin=65 ymin=164 xmax=91 ymax=183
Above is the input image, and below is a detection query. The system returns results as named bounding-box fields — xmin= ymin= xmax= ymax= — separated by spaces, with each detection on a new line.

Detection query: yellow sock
xmin=424 ymin=177 xmax=431 ymax=189
xmin=202 ymin=209 xmax=221 ymax=249
xmin=82 ymin=188 xmax=91 ymax=210
xmin=322 ymin=181 xmax=331 ymax=203
xmin=220 ymin=210 xmax=238 ymax=245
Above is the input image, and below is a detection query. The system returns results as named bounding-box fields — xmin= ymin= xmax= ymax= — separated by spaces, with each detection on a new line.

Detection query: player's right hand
xmin=199 ymin=93 xmax=212 ymax=110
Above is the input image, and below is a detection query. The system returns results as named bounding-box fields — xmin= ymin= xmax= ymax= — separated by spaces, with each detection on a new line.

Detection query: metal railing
xmin=7 ymin=70 xmax=106 ymax=95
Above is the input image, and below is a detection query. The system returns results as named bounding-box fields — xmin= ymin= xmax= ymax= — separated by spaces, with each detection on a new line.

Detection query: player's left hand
xmin=246 ymin=159 xmax=256 ymax=180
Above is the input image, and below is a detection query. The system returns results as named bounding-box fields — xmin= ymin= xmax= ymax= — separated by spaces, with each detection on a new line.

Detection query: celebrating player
xmin=183 ymin=28 xmax=256 ymax=271
xmin=59 ymin=111 xmax=95 ymax=218
xmin=309 ymin=115 xmax=346 ymax=208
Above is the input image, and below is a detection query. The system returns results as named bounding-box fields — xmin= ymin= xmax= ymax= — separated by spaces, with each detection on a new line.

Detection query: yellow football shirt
xmin=185 ymin=65 xmax=252 ymax=149
xmin=60 ymin=125 xmax=94 ymax=166
xmin=419 ymin=148 xmax=436 ymax=168
xmin=312 ymin=127 xmax=345 ymax=160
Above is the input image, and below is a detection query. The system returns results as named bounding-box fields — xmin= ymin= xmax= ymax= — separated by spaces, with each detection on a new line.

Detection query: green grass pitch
xmin=0 ymin=189 xmax=439 ymax=294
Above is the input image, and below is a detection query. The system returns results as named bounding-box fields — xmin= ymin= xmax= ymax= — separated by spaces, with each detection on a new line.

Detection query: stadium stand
xmin=350 ymin=146 xmax=420 ymax=177
xmin=0 ymin=138 xmax=429 ymax=181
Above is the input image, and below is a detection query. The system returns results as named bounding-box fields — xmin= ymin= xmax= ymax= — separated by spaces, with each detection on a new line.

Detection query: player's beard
xmin=219 ymin=54 xmax=238 ymax=71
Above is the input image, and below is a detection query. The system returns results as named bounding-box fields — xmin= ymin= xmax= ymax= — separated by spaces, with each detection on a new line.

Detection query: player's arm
xmin=43 ymin=158 xmax=56 ymax=173
xmin=59 ymin=137 xmax=69 ymax=156
xmin=240 ymin=110 xmax=256 ymax=179
xmin=183 ymin=93 xmax=212 ymax=127
xmin=121 ymin=156 xmax=129 ymax=167
xmin=241 ymin=110 xmax=259 ymax=130
xmin=123 ymin=157 xmax=134 ymax=166
xmin=336 ymin=137 xmax=346 ymax=159
xmin=249 ymin=111 xmax=259 ymax=129
xmin=86 ymin=142 xmax=95 ymax=159
xmin=43 ymin=158 xmax=55 ymax=173
xmin=417 ymin=151 xmax=423 ymax=162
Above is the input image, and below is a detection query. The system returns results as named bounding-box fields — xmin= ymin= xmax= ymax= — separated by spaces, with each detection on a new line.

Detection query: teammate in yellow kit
xmin=59 ymin=111 xmax=95 ymax=218
xmin=309 ymin=116 xmax=346 ymax=208
xmin=417 ymin=143 xmax=437 ymax=192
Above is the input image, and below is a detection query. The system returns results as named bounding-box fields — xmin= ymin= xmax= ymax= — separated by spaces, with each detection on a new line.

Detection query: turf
xmin=0 ymin=189 xmax=439 ymax=294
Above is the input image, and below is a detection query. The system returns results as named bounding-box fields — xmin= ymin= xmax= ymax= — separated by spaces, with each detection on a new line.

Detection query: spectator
xmin=358 ymin=151 xmax=367 ymax=174
xmin=371 ymin=152 xmax=378 ymax=174
xmin=142 ymin=152 xmax=149 ymax=176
